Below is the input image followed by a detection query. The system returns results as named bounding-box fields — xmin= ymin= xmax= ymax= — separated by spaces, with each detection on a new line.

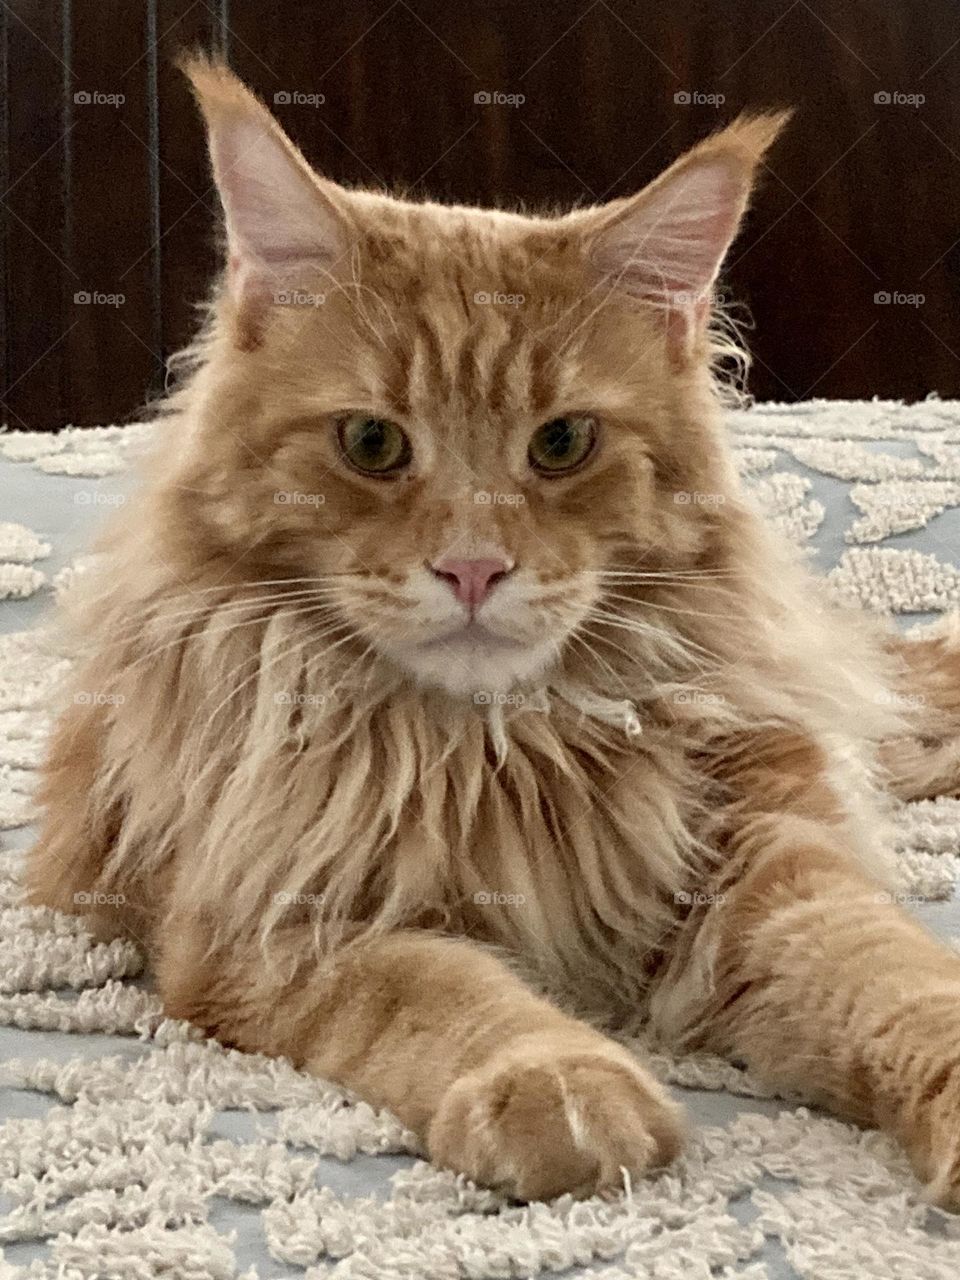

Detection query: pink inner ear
xmin=594 ymin=158 xmax=748 ymax=306
xmin=210 ymin=116 xmax=345 ymax=281
xmin=205 ymin=112 xmax=349 ymax=348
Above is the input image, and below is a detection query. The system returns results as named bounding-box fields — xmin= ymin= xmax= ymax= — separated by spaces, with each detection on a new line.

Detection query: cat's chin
xmin=386 ymin=631 xmax=562 ymax=699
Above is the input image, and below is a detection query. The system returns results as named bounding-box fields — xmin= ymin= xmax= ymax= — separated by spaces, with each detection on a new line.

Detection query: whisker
xmin=143 ymin=573 xmax=360 ymax=597
xmin=96 ymin=587 xmax=346 ymax=649
xmin=566 ymin=629 xmax=632 ymax=692
xmin=185 ymin=610 xmax=359 ymax=783
xmin=62 ymin=572 xmax=362 ymax=612
xmin=576 ymin=623 xmax=666 ymax=685
xmin=584 ymin=609 xmax=719 ymax=673
xmin=588 ymin=606 xmax=714 ymax=647
xmin=597 ymin=569 xmax=741 ymax=582
xmin=580 ymin=620 xmax=711 ymax=681
xmin=599 ymin=591 xmax=749 ymax=625
xmin=117 ymin=596 xmax=342 ymax=674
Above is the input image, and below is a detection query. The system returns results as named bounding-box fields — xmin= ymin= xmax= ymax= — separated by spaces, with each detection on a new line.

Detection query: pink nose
xmin=430 ymin=557 xmax=513 ymax=608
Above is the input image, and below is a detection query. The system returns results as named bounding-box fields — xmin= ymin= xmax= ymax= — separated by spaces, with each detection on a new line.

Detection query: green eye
xmin=338 ymin=414 xmax=412 ymax=475
xmin=528 ymin=414 xmax=597 ymax=474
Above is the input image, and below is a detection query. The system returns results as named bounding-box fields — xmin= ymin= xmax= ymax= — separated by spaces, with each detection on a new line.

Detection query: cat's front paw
xmin=903 ymin=1073 xmax=960 ymax=1211
xmin=427 ymin=1042 xmax=685 ymax=1200
xmin=888 ymin=1055 xmax=960 ymax=1211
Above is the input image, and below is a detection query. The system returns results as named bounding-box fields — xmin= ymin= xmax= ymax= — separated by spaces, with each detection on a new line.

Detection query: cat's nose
xmin=429 ymin=556 xmax=514 ymax=608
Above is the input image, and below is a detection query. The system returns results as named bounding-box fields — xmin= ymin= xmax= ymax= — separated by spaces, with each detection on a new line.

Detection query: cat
xmin=26 ymin=57 xmax=960 ymax=1205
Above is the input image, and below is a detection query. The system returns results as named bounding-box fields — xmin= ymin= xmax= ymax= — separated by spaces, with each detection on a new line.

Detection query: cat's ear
xmin=584 ymin=113 xmax=789 ymax=365
xmin=181 ymin=56 xmax=352 ymax=350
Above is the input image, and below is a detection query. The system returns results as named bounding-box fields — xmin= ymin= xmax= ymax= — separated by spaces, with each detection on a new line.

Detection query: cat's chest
xmin=374 ymin=734 xmax=695 ymax=996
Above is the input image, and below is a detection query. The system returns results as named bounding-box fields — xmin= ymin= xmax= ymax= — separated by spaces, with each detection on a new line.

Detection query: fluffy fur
xmin=27 ymin=61 xmax=960 ymax=1205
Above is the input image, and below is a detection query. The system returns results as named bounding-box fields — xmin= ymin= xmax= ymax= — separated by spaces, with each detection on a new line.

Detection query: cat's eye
xmin=337 ymin=413 xmax=412 ymax=476
xmin=528 ymin=415 xmax=597 ymax=475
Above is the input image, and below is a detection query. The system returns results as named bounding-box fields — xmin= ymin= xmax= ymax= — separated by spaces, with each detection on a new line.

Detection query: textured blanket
xmin=2 ymin=399 xmax=960 ymax=1279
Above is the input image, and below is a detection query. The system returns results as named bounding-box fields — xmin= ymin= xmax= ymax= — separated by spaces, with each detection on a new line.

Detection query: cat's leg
xmin=25 ymin=693 xmax=163 ymax=948
xmin=880 ymin=619 xmax=960 ymax=800
xmin=663 ymin=808 xmax=960 ymax=1208
xmin=156 ymin=919 xmax=684 ymax=1200
xmin=25 ymin=701 xmax=121 ymax=928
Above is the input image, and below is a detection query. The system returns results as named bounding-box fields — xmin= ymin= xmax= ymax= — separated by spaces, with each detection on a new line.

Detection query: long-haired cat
xmin=27 ymin=59 xmax=960 ymax=1205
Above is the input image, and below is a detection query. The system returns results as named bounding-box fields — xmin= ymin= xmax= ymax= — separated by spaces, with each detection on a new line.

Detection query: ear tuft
xmin=179 ymin=55 xmax=352 ymax=348
xmin=702 ymin=110 xmax=793 ymax=170
xmin=586 ymin=110 xmax=790 ymax=363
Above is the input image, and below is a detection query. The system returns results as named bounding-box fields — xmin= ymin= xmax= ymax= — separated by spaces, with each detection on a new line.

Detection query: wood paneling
xmin=3 ymin=2 xmax=69 ymax=428
xmin=64 ymin=0 xmax=159 ymax=422
xmin=154 ymin=0 xmax=226 ymax=361
xmin=3 ymin=1 xmax=960 ymax=428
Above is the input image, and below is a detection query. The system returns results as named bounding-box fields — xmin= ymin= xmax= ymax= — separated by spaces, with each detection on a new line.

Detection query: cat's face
xmin=180 ymin=61 xmax=783 ymax=696
xmin=208 ymin=207 xmax=707 ymax=697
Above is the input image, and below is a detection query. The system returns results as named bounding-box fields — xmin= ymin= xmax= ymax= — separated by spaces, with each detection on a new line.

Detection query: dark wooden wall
xmin=3 ymin=1 xmax=960 ymax=429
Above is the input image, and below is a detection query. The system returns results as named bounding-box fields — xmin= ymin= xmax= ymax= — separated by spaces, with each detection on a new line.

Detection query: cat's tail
xmin=881 ymin=613 xmax=960 ymax=800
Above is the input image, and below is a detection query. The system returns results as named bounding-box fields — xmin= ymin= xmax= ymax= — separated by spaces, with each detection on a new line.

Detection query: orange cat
xmin=27 ymin=59 xmax=960 ymax=1205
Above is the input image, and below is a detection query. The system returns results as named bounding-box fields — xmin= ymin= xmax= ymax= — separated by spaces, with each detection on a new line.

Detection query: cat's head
xmin=174 ymin=60 xmax=785 ymax=697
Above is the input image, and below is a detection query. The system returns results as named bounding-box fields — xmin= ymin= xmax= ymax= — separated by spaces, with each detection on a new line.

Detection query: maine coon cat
xmin=27 ymin=58 xmax=960 ymax=1204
